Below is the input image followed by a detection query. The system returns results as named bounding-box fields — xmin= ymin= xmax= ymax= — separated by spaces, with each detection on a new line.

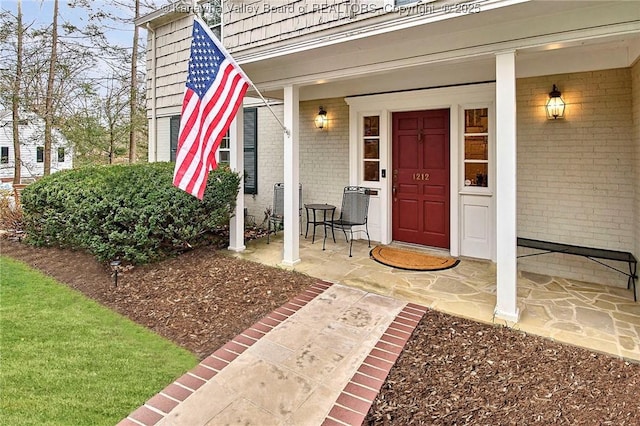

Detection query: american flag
xmin=173 ymin=16 xmax=251 ymax=199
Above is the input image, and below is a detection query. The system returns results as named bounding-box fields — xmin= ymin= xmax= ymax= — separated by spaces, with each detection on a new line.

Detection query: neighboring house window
xmin=199 ymin=0 xmax=222 ymax=40
xmin=1 ymin=147 xmax=8 ymax=164
xmin=244 ymin=108 xmax=258 ymax=195
xmin=463 ymin=108 xmax=489 ymax=188
xmin=57 ymin=147 xmax=65 ymax=162
xmin=170 ymin=115 xmax=180 ymax=162
xmin=36 ymin=146 xmax=44 ymax=163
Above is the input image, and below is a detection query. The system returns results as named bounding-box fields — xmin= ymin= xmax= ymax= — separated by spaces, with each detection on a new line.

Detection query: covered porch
xmin=225 ymin=0 xmax=639 ymax=325
xmin=229 ymin=235 xmax=640 ymax=362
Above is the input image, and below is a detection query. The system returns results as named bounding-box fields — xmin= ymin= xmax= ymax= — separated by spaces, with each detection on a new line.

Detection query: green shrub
xmin=21 ymin=163 xmax=241 ymax=264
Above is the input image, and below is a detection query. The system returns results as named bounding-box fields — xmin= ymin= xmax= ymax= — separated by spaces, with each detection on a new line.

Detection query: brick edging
xmin=322 ymin=303 xmax=428 ymax=426
xmin=118 ymin=280 xmax=334 ymax=426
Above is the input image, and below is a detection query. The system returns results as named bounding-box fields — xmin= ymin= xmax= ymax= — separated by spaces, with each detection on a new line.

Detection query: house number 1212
xmin=412 ymin=173 xmax=430 ymax=181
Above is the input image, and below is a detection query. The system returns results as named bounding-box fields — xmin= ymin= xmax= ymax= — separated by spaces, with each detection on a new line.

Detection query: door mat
xmin=369 ymin=245 xmax=460 ymax=271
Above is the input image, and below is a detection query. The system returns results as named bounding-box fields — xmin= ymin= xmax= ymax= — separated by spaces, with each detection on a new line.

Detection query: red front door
xmin=392 ymin=109 xmax=450 ymax=248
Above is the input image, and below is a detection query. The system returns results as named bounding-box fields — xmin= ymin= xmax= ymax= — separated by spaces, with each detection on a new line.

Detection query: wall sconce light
xmin=314 ymin=106 xmax=327 ymax=129
xmin=545 ymin=84 xmax=565 ymax=119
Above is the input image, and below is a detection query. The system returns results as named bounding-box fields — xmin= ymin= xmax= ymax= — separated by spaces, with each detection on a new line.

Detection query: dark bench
xmin=517 ymin=237 xmax=638 ymax=302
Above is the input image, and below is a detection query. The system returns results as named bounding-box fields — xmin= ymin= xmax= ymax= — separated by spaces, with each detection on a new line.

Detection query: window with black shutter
xmin=170 ymin=115 xmax=180 ymax=162
xmin=1 ymin=147 xmax=8 ymax=164
xmin=243 ymin=108 xmax=258 ymax=195
xmin=36 ymin=146 xmax=44 ymax=163
xmin=169 ymin=109 xmax=258 ymax=194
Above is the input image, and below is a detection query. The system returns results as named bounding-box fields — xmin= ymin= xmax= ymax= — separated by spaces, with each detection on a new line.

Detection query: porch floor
xmin=229 ymin=234 xmax=640 ymax=362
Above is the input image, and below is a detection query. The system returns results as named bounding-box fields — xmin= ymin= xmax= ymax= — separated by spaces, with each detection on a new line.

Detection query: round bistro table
xmin=304 ymin=203 xmax=336 ymax=243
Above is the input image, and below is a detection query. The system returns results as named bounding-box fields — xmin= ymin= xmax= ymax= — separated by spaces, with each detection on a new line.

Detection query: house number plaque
xmin=412 ymin=173 xmax=430 ymax=181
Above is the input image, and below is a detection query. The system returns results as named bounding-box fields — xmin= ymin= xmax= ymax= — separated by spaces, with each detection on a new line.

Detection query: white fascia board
xmin=135 ymin=9 xmax=166 ymax=27
xmin=235 ymin=0 xmax=531 ymax=64
xmin=135 ymin=1 xmax=191 ymax=27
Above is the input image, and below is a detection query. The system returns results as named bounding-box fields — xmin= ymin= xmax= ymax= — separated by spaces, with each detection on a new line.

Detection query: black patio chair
xmin=267 ymin=182 xmax=302 ymax=243
xmin=322 ymin=186 xmax=371 ymax=257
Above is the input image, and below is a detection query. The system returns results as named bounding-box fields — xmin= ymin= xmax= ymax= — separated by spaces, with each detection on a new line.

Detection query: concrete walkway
xmin=120 ymin=282 xmax=426 ymax=426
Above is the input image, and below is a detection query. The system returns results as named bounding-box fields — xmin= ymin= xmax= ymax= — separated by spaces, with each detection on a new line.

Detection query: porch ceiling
xmin=241 ymin=1 xmax=640 ymax=101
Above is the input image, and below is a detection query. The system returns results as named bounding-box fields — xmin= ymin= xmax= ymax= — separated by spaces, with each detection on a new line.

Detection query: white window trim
xmin=357 ymin=112 xmax=384 ymax=185
xmin=198 ymin=0 xmax=222 ymax=40
xmin=216 ymin=133 xmax=231 ymax=165
xmin=459 ymin=103 xmax=494 ymax=196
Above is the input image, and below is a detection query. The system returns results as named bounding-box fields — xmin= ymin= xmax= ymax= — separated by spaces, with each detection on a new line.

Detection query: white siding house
xmin=137 ymin=0 xmax=640 ymax=320
xmin=0 ymin=111 xmax=73 ymax=182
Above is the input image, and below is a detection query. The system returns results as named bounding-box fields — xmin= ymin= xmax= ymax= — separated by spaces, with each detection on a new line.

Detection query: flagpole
xmin=250 ymin=84 xmax=291 ymax=137
xmin=188 ymin=12 xmax=291 ymax=136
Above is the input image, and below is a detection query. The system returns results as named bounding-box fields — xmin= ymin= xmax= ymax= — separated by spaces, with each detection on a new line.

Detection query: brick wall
xmin=299 ymin=99 xmax=351 ymax=212
xmin=516 ymin=68 xmax=635 ymax=287
xmin=244 ymin=104 xmax=285 ymax=227
xmin=243 ymin=98 xmax=350 ymax=229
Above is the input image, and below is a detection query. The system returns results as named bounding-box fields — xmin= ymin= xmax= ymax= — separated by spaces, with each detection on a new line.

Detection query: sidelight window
xmin=463 ymin=108 xmax=489 ymax=188
xmin=363 ymin=115 xmax=380 ymax=182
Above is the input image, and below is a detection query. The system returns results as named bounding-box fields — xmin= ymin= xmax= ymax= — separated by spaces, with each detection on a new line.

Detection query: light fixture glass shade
xmin=315 ymin=106 xmax=327 ymax=129
xmin=546 ymin=84 xmax=565 ymax=119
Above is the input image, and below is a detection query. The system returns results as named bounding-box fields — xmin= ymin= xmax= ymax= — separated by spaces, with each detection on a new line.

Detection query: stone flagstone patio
xmin=228 ymin=235 xmax=640 ymax=362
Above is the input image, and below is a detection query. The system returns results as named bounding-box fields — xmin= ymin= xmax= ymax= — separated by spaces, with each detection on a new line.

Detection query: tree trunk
xmin=12 ymin=0 xmax=23 ymax=184
xmin=128 ymin=0 xmax=140 ymax=164
xmin=43 ymin=0 xmax=59 ymax=176
xmin=109 ymin=132 xmax=115 ymax=164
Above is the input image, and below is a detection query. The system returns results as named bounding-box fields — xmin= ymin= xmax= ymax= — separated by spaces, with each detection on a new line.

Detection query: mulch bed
xmin=364 ymin=311 xmax=640 ymax=425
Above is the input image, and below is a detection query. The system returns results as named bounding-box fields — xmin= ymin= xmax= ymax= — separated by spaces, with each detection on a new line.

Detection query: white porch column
xmin=282 ymin=85 xmax=301 ymax=266
xmin=494 ymin=50 xmax=519 ymax=322
xmin=228 ymin=109 xmax=245 ymax=252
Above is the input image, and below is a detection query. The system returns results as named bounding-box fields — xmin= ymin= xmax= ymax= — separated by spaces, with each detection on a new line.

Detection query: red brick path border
xmin=118 ymin=280 xmax=334 ymax=426
xmin=322 ymin=303 xmax=428 ymax=426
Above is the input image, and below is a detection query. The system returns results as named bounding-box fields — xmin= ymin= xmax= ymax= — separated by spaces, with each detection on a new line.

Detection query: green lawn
xmin=0 ymin=256 xmax=198 ymax=426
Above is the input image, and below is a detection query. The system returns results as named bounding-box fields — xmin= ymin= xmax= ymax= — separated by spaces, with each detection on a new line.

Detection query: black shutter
xmin=243 ymin=108 xmax=258 ymax=194
xmin=170 ymin=115 xmax=180 ymax=162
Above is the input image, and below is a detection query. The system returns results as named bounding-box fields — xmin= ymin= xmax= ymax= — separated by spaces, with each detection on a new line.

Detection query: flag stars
xmin=185 ymin=23 xmax=227 ymax=97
